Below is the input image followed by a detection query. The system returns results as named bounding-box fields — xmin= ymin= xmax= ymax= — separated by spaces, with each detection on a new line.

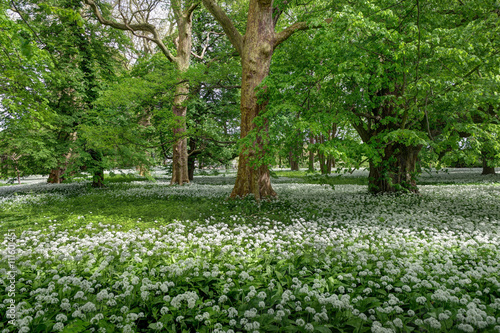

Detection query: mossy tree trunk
xmin=170 ymin=7 xmax=193 ymax=185
xmin=368 ymin=144 xmax=422 ymax=193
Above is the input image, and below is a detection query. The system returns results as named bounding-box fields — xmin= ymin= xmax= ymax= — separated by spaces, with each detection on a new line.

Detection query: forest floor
xmin=0 ymin=169 xmax=499 ymax=332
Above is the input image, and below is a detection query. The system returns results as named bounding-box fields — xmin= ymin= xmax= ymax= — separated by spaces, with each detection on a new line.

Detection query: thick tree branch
xmin=191 ymin=31 xmax=212 ymax=59
xmin=274 ymin=21 xmax=308 ymax=48
xmin=83 ymin=0 xmax=177 ymax=63
xmin=185 ymin=1 xmax=200 ymax=17
xmin=201 ymin=0 xmax=243 ymax=55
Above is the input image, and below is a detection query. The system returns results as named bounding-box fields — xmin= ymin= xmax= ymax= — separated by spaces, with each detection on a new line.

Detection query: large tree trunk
xmin=230 ymin=0 xmax=276 ymax=199
xmin=202 ymin=0 xmax=311 ymax=199
xmin=482 ymin=157 xmax=496 ymax=175
xmin=48 ymin=168 xmax=65 ymax=184
xmin=368 ymin=144 xmax=422 ymax=193
xmin=170 ymin=14 xmax=192 ymax=185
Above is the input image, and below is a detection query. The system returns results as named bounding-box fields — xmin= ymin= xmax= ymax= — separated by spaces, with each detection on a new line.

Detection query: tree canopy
xmin=1 ymin=0 xmax=499 ymax=195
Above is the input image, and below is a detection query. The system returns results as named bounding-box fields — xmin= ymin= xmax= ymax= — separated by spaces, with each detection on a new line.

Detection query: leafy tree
xmin=202 ymin=0 xmax=333 ymax=199
xmin=0 ymin=0 xmax=58 ymax=181
xmin=85 ymin=0 xmax=203 ymax=185
xmin=4 ymin=0 xmax=128 ymax=186
xmin=269 ymin=0 xmax=499 ymax=193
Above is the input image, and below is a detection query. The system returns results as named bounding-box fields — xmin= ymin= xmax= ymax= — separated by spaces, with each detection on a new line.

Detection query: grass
xmin=1 ymin=171 xmax=500 ymax=333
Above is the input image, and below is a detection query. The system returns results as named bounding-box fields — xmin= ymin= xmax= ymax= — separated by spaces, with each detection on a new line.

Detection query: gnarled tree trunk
xmin=368 ymin=144 xmax=422 ymax=193
xmin=203 ymin=0 xmax=310 ymax=199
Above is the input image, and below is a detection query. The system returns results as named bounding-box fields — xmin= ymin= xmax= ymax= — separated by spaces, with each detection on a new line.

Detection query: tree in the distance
xmin=84 ymin=0 xmax=203 ymax=185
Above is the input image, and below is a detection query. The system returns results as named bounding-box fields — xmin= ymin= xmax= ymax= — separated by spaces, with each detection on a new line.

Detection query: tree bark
xmin=230 ymin=0 xmax=276 ymax=199
xmin=368 ymin=144 xmax=422 ymax=193
xmin=170 ymin=12 xmax=192 ymax=185
xmin=482 ymin=157 xmax=496 ymax=175
xmin=308 ymin=135 xmax=315 ymax=172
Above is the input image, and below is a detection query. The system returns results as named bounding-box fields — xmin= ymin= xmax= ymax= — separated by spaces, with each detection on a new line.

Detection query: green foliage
xmin=266 ymin=0 xmax=499 ymax=190
xmin=1 ymin=172 xmax=500 ymax=332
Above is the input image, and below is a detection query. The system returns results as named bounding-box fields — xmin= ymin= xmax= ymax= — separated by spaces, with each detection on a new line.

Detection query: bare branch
xmin=83 ymin=0 xmax=177 ymax=63
xmin=201 ymin=0 xmax=243 ymax=55
xmin=191 ymin=31 xmax=215 ymax=59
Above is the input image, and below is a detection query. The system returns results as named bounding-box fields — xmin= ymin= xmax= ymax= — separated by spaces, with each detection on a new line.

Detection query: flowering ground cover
xmin=1 ymin=171 xmax=500 ymax=333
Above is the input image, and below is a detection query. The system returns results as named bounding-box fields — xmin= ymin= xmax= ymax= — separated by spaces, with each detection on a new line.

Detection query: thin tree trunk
xmin=326 ymin=157 xmax=334 ymax=174
xmin=317 ymin=135 xmax=328 ymax=174
xmin=188 ymin=156 xmax=195 ymax=181
xmin=89 ymin=149 xmax=105 ymax=188
xmin=308 ymin=135 xmax=315 ymax=172
xmin=187 ymin=138 xmax=197 ymax=181
xmin=136 ymin=165 xmax=150 ymax=177
xmin=289 ymin=150 xmax=299 ymax=171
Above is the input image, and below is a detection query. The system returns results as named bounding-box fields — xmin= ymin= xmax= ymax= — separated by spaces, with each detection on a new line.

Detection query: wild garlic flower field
xmin=1 ymin=173 xmax=500 ymax=333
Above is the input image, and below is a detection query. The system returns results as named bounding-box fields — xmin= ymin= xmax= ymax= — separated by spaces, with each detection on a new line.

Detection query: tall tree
xmin=201 ymin=0 xmax=328 ymax=199
xmin=7 ymin=0 xmax=128 ymax=186
xmin=271 ymin=0 xmax=499 ymax=193
xmin=84 ymin=0 xmax=200 ymax=185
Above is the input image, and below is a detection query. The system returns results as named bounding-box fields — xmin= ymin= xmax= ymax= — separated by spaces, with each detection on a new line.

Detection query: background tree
xmin=4 ymin=0 xmax=128 ymax=186
xmin=84 ymin=0 xmax=201 ymax=185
